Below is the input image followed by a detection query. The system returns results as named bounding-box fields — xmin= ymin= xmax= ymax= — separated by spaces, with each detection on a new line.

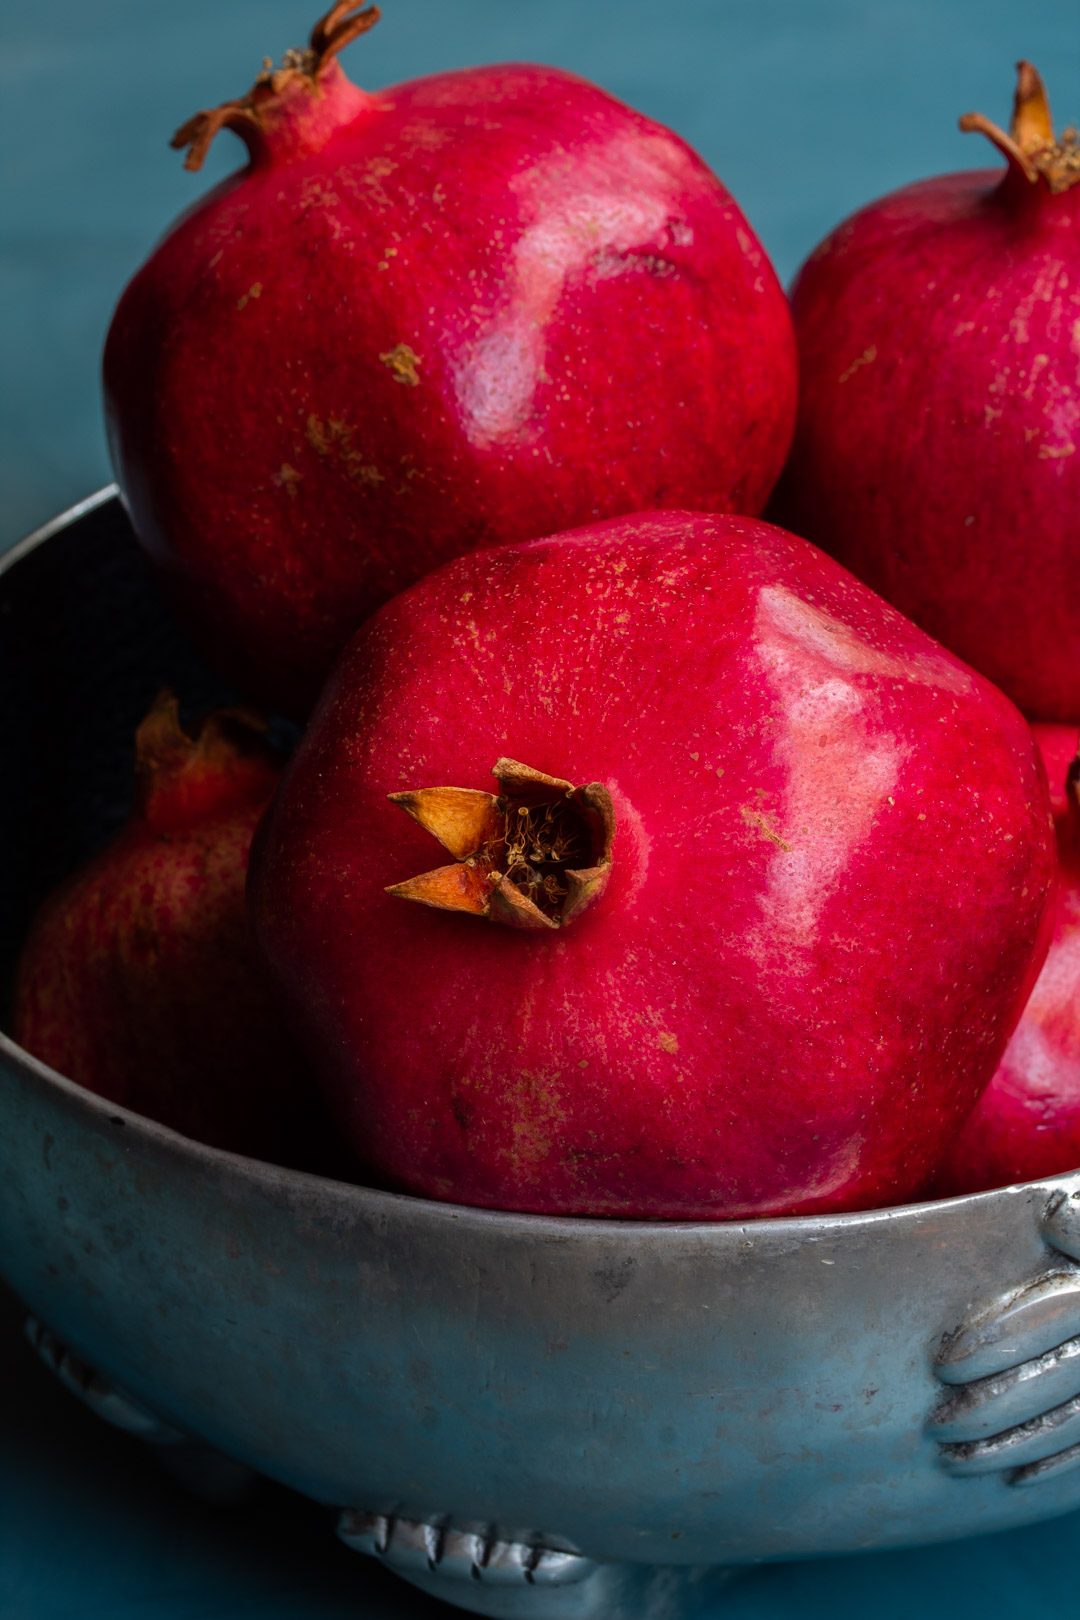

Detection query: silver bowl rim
xmin=2 ymin=486 xmax=1075 ymax=1245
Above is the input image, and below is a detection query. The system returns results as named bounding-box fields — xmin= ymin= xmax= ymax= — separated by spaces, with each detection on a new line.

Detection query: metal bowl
xmin=2 ymin=492 xmax=1080 ymax=1620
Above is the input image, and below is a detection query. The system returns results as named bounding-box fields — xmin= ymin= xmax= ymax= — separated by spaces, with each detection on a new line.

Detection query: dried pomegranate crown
xmin=172 ymin=2 xmax=381 ymax=172
xmin=387 ymin=759 xmax=615 ymax=931
xmin=135 ymin=690 xmax=280 ymax=832
xmin=961 ymin=61 xmax=1080 ymax=194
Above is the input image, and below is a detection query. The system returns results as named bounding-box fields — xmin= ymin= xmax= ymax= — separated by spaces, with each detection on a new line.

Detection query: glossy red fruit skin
xmin=103 ymin=55 xmax=796 ymax=714
xmin=775 ymin=165 xmax=1080 ymax=721
xmin=936 ymin=724 xmax=1080 ymax=1194
xmin=13 ymin=706 xmax=312 ymax=1162
xmin=249 ymin=510 xmax=1056 ymax=1220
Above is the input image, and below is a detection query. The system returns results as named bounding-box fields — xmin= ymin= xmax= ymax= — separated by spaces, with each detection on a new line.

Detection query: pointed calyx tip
xmin=134 ymin=689 xmax=189 ymax=779
xmin=386 ymin=759 xmax=616 ymax=931
xmin=171 ymin=3 xmax=381 ymax=172
xmin=960 ymin=60 xmax=1080 ymax=193
xmin=135 ymin=689 xmax=272 ymax=778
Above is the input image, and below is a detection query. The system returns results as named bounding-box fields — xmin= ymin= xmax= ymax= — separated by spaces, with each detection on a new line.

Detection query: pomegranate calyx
xmin=386 ymin=759 xmax=615 ymax=931
xmin=171 ymin=3 xmax=380 ymax=173
xmin=960 ymin=61 xmax=1080 ymax=194
xmin=135 ymin=690 xmax=279 ymax=832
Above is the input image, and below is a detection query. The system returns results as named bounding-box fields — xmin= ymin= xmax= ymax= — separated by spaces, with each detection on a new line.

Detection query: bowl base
xmin=339 ymin=1531 xmax=739 ymax=1620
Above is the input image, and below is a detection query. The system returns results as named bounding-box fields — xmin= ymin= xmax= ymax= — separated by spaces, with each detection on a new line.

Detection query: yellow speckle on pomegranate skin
xmin=380 ymin=343 xmax=422 ymax=386
xmin=837 ymin=343 xmax=877 ymax=383
xmin=740 ymin=804 xmax=793 ymax=852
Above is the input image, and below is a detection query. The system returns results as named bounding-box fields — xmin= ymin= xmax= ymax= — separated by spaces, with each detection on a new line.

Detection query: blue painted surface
xmin=2 ymin=2 xmax=1080 ymax=1615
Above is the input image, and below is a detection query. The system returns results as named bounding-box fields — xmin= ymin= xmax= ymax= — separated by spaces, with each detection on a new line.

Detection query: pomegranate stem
xmin=960 ymin=61 xmax=1080 ymax=194
xmin=171 ymin=3 xmax=381 ymax=173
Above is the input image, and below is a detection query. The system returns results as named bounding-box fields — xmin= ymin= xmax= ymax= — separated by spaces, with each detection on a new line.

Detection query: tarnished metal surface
xmin=3 ymin=496 xmax=1080 ymax=1616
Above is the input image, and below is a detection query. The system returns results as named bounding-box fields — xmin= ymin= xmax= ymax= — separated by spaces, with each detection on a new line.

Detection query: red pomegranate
xmin=14 ymin=694 xmax=316 ymax=1163
xmin=775 ymin=63 xmax=1080 ymax=721
xmin=249 ymin=510 xmax=1056 ymax=1220
xmin=936 ymin=724 xmax=1080 ymax=1194
xmin=103 ymin=3 xmax=796 ymax=715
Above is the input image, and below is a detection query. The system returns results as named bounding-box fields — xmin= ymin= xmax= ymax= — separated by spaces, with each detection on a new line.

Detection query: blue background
xmin=2 ymin=1 xmax=1080 ymax=1615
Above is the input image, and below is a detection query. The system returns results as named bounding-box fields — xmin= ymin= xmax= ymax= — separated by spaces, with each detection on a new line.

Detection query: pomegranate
xmin=775 ymin=63 xmax=1080 ymax=721
xmin=13 ymin=694 xmax=316 ymax=1163
xmin=936 ymin=725 xmax=1080 ymax=1194
xmin=103 ymin=2 xmax=796 ymax=715
xmin=249 ymin=510 xmax=1055 ymax=1220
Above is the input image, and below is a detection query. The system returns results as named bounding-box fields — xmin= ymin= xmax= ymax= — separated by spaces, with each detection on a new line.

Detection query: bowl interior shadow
xmin=0 ymin=494 xmax=264 ymax=1021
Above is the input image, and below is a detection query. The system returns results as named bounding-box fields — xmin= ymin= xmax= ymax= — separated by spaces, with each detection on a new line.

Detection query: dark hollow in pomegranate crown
xmin=386 ymin=760 xmax=615 ymax=931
